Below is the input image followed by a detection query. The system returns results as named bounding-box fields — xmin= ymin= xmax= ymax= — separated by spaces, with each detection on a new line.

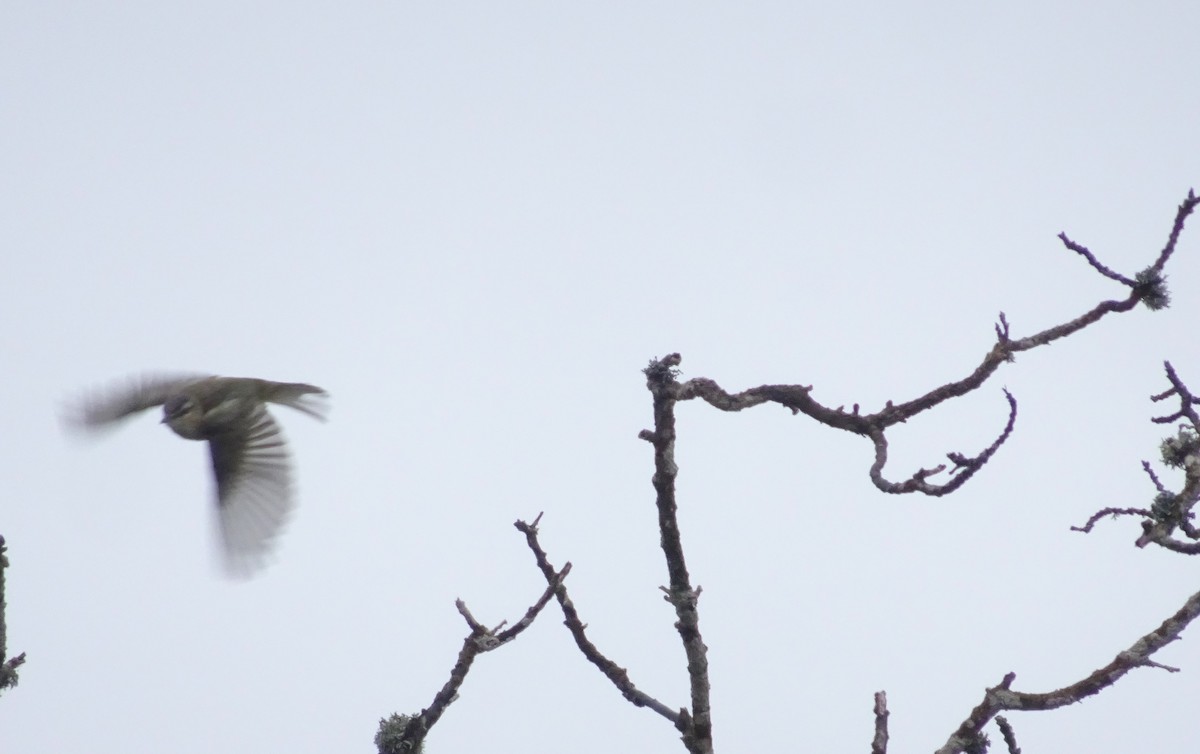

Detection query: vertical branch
xmin=0 ymin=536 xmax=7 ymax=665
xmin=640 ymin=355 xmax=713 ymax=754
xmin=872 ymin=692 xmax=890 ymax=754
xmin=0 ymin=535 xmax=26 ymax=695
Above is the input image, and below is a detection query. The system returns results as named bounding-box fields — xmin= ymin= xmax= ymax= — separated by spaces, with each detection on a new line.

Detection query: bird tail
xmin=263 ymin=381 xmax=330 ymax=421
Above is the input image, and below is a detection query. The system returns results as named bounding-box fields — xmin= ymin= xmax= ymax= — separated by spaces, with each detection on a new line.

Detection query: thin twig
xmin=514 ymin=516 xmax=682 ymax=725
xmin=995 ymin=716 xmax=1021 ymax=754
xmin=1071 ymin=507 xmax=1153 ymax=533
xmin=1081 ymin=363 xmax=1200 ymax=552
xmin=390 ymin=570 xmax=566 ymax=752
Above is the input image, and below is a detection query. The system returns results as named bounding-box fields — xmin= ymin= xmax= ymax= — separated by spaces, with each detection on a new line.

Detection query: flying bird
xmin=66 ymin=374 xmax=328 ymax=577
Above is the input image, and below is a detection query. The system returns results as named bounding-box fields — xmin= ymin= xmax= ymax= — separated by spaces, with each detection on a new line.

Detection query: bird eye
xmin=163 ymin=396 xmax=192 ymax=420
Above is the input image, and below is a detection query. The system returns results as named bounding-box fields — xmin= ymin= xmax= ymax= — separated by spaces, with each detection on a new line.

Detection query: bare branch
xmin=1071 ymin=507 xmax=1153 ymax=533
xmin=994 ymin=716 xmax=1021 ymax=754
xmin=1080 ymin=363 xmax=1200 ymax=551
xmin=386 ymin=566 xmax=565 ymax=752
xmin=514 ymin=517 xmax=683 ymax=726
xmin=653 ymin=194 xmax=1198 ymax=497
xmin=1136 ymin=524 xmax=1200 ymax=554
xmin=871 ymin=691 xmax=889 ymax=754
xmin=1150 ymin=188 xmax=1200 ymax=273
xmin=870 ymin=390 xmax=1018 ymax=496
xmin=642 ymin=358 xmax=714 ymax=754
xmin=936 ymin=586 xmax=1200 ymax=753
xmin=1057 ymin=232 xmax=1135 ymax=284
xmin=1142 ymin=461 xmax=1170 ymax=496
xmin=0 ymin=534 xmax=23 ymax=696
xmin=1150 ymin=361 xmax=1200 ymax=427
xmin=1058 ymin=189 xmax=1197 ymax=300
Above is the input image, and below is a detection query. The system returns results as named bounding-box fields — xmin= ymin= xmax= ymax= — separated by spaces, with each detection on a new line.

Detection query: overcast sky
xmin=3 ymin=2 xmax=1200 ymax=752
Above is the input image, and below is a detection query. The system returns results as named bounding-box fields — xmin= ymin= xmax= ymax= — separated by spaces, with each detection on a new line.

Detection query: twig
xmin=1070 ymin=507 xmax=1153 ymax=533
xmin=1081 ymin=363 xmax=1200 ymax=552
xmin=994 ymin=716 xmax=1021 ymax=754
xmin=514 ymin=516 xmax=681 ymax=724
xmin=388 ymin=566 xmax=565 ymax=752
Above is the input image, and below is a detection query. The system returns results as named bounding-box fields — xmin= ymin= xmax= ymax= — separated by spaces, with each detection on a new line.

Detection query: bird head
xmin=161 ymin=395 xmax=205 ymax=439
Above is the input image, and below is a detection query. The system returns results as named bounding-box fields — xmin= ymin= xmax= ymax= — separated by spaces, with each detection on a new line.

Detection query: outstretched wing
xmin=207 ymin=405 xmax=294 ymax=578
xmin=261 ymin=381 xmax=330 ymax=421
xmin=64 ymin=374 xmax=205 ymax=429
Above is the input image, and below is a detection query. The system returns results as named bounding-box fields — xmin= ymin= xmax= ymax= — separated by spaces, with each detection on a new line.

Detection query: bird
xmin=65 ymin=374 xmax=328 ymax=577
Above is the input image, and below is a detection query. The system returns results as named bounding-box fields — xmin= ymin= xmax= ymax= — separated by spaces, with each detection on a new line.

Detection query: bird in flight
xmin=66 ymin=374 xmax=328 ymax=577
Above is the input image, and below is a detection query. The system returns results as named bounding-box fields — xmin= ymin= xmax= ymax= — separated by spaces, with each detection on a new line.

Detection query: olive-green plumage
xmin=68 ymin=374 xmax=328 ymax=577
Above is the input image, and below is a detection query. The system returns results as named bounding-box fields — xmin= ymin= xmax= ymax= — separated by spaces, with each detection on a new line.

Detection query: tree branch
xmin=660 ymin=191 xmax=1199 ymax=496
xmin=871 ymin=691 xmax=889 ymax=754
xmin=515 ymin=515 xmax=683 ymax=725
xmin=0 ymin=535 xmax=25 ymax=696
xmin=995 ymin=715 xmax=1021 ymax=754
xmin=936 ymin=585 xmax=1200 ymax=753
xmin=1077 ymin=362 xmax=1200 ymax=552
xmin=382 ymin=563 xmax=565 ymax=753
xmin=642 ymin=356 xmax=714 ymax=754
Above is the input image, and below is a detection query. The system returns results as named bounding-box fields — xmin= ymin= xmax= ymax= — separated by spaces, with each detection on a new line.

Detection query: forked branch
xmin=515 ymin=515 xmax=683 ymax=726
xmin=380 ymin=562 xmax=565 ymax=753
xmin=1076 ymin=361 xmax=1200 ymax=553
xmin=662 ymin=191 xmax=1198 ymax=495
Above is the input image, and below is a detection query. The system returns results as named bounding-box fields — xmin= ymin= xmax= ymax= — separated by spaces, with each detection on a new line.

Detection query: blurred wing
xmin=208 ymin=405 xmax=294 ymax=578
xmin=264 ymin=381 xmax=330 ymax=421
xmin=64 ymin=373 xmax=205 ymax=430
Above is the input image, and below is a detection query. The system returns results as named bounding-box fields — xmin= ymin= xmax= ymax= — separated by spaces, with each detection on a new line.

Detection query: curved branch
xmin=662 ymin=191 xmax=1198 ymax=496
xmin=869 ymin=390 xmax=1017 ymax=496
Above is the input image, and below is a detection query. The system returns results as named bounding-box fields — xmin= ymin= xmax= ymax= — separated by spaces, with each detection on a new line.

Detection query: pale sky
xmin=3 ymin=2 xmax=1200 ymax=752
